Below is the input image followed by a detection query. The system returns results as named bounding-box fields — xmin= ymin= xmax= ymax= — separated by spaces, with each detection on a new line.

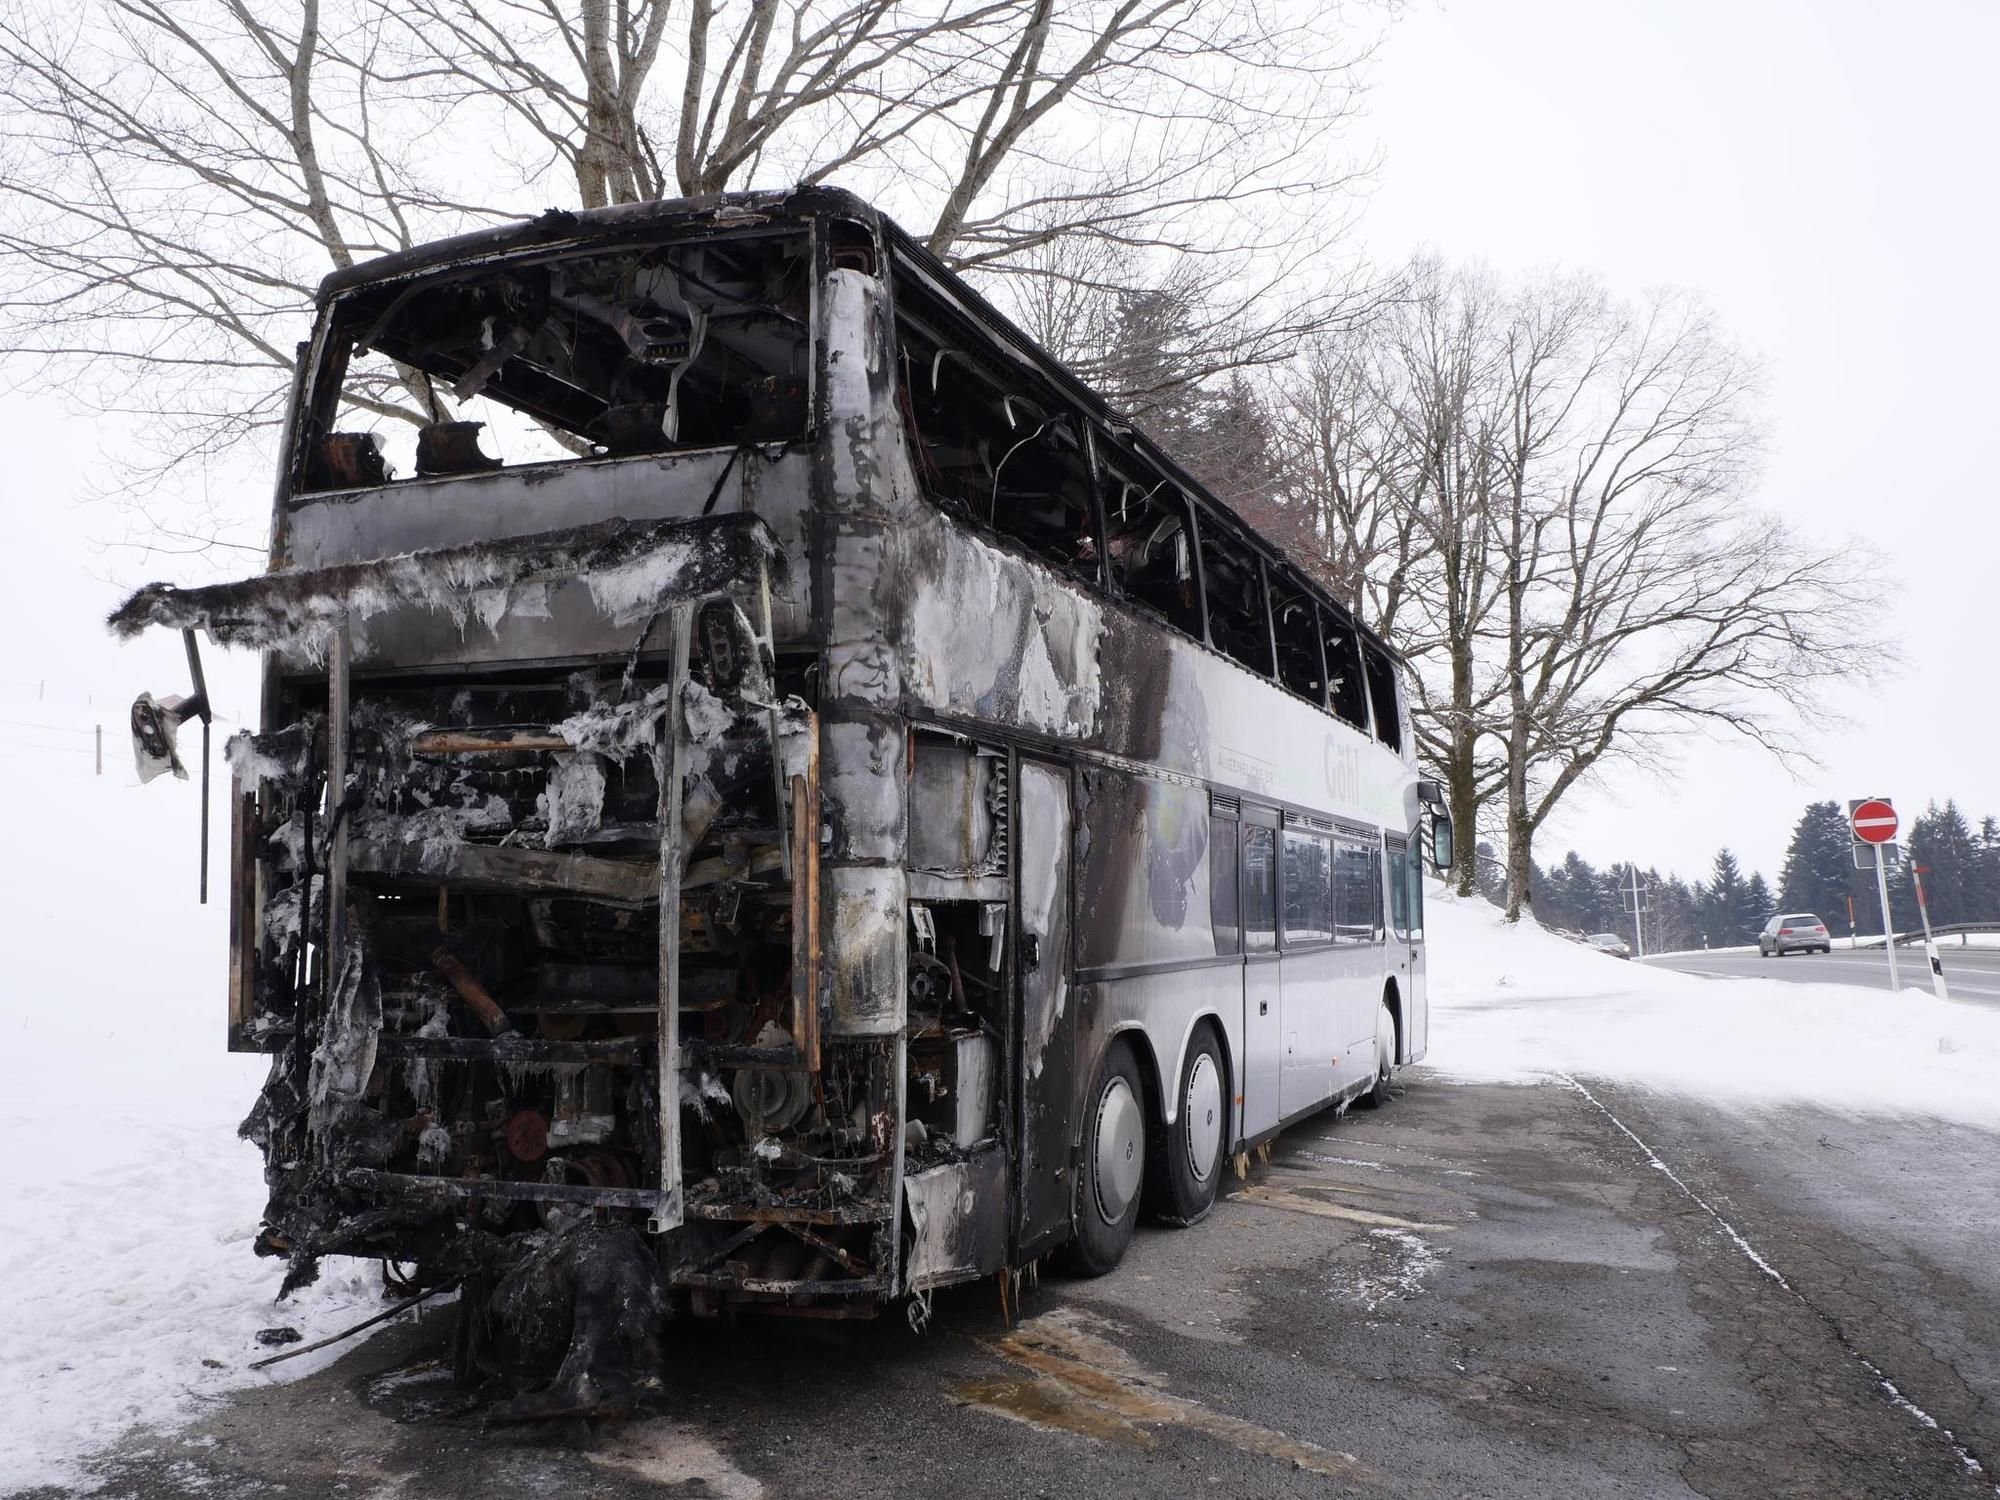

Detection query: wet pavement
xmin=27 ymin=1074 xmax=1998 ymax=1499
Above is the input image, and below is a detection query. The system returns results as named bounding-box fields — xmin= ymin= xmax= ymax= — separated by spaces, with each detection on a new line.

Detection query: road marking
xmin=1558 ymin=1073 xmax=1993 ymax=1488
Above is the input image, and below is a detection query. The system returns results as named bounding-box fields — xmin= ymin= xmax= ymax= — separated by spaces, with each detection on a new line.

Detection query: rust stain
xmin=953 ymin=1308 xmax=1377 ymax=1484
xmin=1235 ymin=1183 xmax=1452 ymax=1233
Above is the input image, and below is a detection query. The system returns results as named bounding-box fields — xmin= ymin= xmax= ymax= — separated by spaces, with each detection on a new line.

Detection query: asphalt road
xmin=34 ymin=1073 xmax=1999 ymax=1500
xmin=1648 ymin=943 xmax=2000 ymax=1009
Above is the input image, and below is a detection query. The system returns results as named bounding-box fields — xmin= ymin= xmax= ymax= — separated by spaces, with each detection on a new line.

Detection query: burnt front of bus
xmin=105 ymin=195 xmax=1030 ymax=1412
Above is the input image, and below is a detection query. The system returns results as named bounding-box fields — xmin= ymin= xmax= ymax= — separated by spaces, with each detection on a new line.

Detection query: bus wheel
xmin=1065 ymin=1039 xmax=1147 ymax=1276
xmin=1149 ymin=1027 xmax=1225 ymax=1226
xmin=1358 ymin=1003 xmax=1396 ymax=1109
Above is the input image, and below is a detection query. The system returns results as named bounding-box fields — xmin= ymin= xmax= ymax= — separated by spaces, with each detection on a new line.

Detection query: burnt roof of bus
xmin=313 ymin=186 xmax=1403 ymax=668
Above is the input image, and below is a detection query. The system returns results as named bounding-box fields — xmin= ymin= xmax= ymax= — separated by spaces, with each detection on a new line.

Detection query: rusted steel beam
xmin=679 ymin=1040 xmax=804 ymax=1071
xmin=324 ymin=626 xmax=351 ymax=1000
xmin=674 ymin=1271 xmax=885 ymax=1296
xmin=227 ymin=787 xmax=256 ymax=1033
xmin=343 ymin=1168 xmax=660 ymax=1210
xmin=346 ymin=839 xmax=659 ymax=904
xmin=432 ymin=948 xmax=514 ymax=1036
xmin=651 ymin=603 xmax=692 ymax=1237
xmin=778 ymin=1222 xmax=868 ymax=1279
xmin=683 ymin=1201 xmax=889 ymax=1226
xmin=373 ymin=1034 xmax=646 ymax=1063
xmin=411 ymin=728 xmax=569 ymax=755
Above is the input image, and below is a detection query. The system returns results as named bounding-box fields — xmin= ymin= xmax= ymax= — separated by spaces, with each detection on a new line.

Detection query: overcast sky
xmin=1357 ymin=0 xmax=2000 ymax=881
xmin=2 ymin=0 xmax=1993 ymax=889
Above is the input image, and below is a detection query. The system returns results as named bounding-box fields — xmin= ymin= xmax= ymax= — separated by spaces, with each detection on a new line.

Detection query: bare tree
xmin=1255 ymin=263 xmax=1882 ymax=910
xmin=1482 ymin=282 xmax=1881 ymax=918
xmin=0 ymin=0 xmax=1380 ymax=509
xmin=1262 ymin=263 xmax=1513 ymax=895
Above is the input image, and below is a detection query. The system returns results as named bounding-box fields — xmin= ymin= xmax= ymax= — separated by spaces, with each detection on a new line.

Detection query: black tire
xmin=1145 ymin=1026 xmax=1226 ymax=1227
xmin=1357 ymin=999 xmax=1396 ymax=1109
xmin=1062 ymin=1038 xmax=1147 ymax=1276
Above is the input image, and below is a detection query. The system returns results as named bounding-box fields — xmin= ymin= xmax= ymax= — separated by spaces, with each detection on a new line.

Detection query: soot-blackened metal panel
xmin=903 ymin=1149 xmax=1007 ymax=1292
xmin=1014 ymin=757 xmax=1076 ymax=1257
xmin=283 ymin=449 xmax=817 ymax=643
xmin=816 ymin=267 xmax=909 ymax=1039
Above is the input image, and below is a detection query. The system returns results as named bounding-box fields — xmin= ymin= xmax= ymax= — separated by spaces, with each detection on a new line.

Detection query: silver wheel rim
xmin=1092 ymin=1076 xmax=1144 ymax=1225
xmin=1183 ymin=1052 xmax=1222 ymax=1186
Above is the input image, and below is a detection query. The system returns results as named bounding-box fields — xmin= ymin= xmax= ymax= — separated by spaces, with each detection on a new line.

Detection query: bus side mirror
xmin=1427 ymin=812 xmax=1453 ymax=874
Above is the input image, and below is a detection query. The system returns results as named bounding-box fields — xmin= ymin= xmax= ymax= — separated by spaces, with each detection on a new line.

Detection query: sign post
xmin=1910 ymin=864 xmax=1950 ymax=1002
xmin=1849 ymin=798 xmax=1900 ymax=992
xmin=1622 ymin=866 xmax=1648 ymax=959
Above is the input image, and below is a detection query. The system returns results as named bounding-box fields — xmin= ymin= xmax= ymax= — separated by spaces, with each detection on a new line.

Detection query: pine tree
xmin=1704 ymin=852 xmax=1752 ymax=944
xmin=1778 ymin=802 xmax=1853 ymax=927
xmin=1900 ymin=801 xmax=1976 ymax=930
xmin=1976 ymin=817 xmax=2000 ymax=922
xmin=1745 ymin=872 xmax=1774 ymax=929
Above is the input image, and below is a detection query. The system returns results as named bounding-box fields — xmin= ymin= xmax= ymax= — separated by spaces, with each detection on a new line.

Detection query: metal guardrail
xmin=1853 ymin=921 xmax=2000 ymax=950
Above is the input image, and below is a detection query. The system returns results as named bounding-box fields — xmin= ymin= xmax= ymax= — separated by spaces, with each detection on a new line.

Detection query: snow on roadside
xmin=0 ymin=718 xmax=391 ymax=1496
xmin=1424 ymin=886 xmax=2000 ymax=1128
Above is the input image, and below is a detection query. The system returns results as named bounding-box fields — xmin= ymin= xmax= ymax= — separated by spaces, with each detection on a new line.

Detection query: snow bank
xmin=1424 ymin=886 xmax=2000 ymax=1128
xmin=0 ymin=701 xmax=395 ymax=1495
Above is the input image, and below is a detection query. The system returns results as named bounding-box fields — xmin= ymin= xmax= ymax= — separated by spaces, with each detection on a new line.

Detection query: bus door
xmin=1238 ymin=807 xmax=1282 ymax=1140
xmin=1387 ymin=834 xmax=1426 ymax=1058
xmin=1014 ymin=757 xmax=1076 ymax=1257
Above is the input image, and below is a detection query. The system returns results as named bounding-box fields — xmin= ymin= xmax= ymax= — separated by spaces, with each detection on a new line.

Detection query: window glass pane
xmin=1334 ymin=838 xmax=1380 ymax=943
xmin=1210 ymin=814 xmax=1240 ymax=954
xmin=1076 ymin=769 xmax=1216 ymax=968
xmin=1407 ymin=849 xmax=1425 ymax=942
xmin=1242 ymin=825 xmax=1277 ymax=953
xmin=1387 ymin=840 xmax=1410 ymax=939
xmin=1282 ymin=830 xmax=1333 ymax=944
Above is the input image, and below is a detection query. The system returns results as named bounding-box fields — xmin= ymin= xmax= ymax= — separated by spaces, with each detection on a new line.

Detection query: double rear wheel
xmin=1068 ymin=1029 xmax=1227 ymax=1275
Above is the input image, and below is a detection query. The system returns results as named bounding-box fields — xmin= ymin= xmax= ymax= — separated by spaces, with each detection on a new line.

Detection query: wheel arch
xmin=1381 ymin=978 xmax=1404 ymax=1065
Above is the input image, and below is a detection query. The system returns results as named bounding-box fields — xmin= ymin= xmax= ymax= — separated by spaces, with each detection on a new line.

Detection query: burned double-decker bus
xmin=112 ymin=188 xmax=1449 ymax=1411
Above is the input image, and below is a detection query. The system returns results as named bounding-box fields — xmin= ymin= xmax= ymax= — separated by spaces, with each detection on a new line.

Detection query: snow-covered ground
xmin=0 ymin=694 xmax=387 ymax=1496
xmin=1424 ymin=886 xmax=2000 ymax=1129
xmin=6 ymin=739 xmax=2000 ymax=1492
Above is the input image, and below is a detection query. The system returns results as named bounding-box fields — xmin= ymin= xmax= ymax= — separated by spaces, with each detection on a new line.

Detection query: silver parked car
xmin=1585 ymin=932 xmax=1632 ymax=959
xmin=1759 ymin=912 xmax=1831 ymax=957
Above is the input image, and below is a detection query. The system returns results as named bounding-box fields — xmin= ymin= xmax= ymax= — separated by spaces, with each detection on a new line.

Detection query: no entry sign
xmin=1851 ymin=798 xmax=1898 ymax=844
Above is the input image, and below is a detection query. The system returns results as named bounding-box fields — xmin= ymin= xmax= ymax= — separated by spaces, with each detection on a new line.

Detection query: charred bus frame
xmin=112 ymin=187 xmax=1450 ymax=1408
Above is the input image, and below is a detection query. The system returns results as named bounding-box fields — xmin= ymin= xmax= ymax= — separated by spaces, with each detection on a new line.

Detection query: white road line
xmin=1558 ymin=1073 xmax=1994 ymax=1490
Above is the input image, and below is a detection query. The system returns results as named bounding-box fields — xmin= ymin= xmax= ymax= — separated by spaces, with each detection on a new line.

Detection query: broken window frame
xmin=1191 ymin=508 xmax=1277 ymax=679
xmin=1095 ymin=446 xmax=1205 ymax=640
xmin=1322 ymin=601 xmax=1371 ymax=734
xmin=1270 ymin=575 xmax=1329 ymax=708
xmin=1362 ymin=638 xmax=1405 ymax=754
xmin=891 ymin=270 xmax=1105 ymax=587
xmin=287 ymin=225 xmax=819 ymax=501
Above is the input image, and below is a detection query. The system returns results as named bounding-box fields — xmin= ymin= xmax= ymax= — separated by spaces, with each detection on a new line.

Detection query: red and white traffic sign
xmin=1851 ymin=798 xmax=1898 ymax=844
